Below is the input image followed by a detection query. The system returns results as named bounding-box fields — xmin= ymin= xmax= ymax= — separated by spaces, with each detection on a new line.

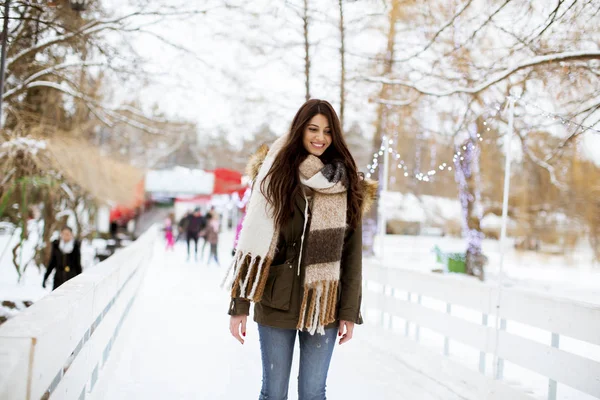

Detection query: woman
xmin=42 ymin=226 xmax=83 ymax=291
xmin=224 ymin=99 xmax=377 ymax=400
xmin=205 ymin=212 xmax=220 ymax=266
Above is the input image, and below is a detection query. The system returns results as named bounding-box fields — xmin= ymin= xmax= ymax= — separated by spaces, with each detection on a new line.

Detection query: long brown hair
xmin=261 ymin=99 xmax=364 ymax=230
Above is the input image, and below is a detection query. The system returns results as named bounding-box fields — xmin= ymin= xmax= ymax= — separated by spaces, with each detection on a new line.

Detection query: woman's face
xmin=302 ymin=114 xmax=332 ymax=157
xmin=61 ymin=229 xmax=73 ymax=242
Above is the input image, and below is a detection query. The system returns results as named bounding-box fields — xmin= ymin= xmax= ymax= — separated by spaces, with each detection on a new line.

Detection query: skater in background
xmin=177 ymin=211 xmax=190 ymax=242
xmin=185 ymin=208 xmax=206 ymax=261
xmin=201 ymin=206 xmax=216 ymax=260
xmin=164 ymin=216 xmax=175 ymax=251
xmin=43 ymin=226 xmax=82 ymax=291
xmin=205 ymin=212 xmax=220 ymax=266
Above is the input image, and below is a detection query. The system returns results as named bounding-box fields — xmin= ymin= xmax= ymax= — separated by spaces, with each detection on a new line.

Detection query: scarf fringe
xmin=229 ymin=250 xmax=272 ymax=302
xmin=297 ymin=280 xmax=339 ymax=335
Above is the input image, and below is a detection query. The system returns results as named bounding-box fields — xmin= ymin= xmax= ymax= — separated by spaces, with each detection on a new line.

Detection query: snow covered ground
xmin=368 ymin=235 xmax=600 ymax=400
xmin=371 ymin=234 xmax=600 ymax=304
xmin=87 ymin=230 xmax=599 ymax=400
xmin=89 ymin=233 xmax=467 ymax=400
xmin=3 ymin=222 xmax=599 ymax=398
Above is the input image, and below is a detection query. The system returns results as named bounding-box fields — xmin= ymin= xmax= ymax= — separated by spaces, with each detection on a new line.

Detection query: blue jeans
xmin=258 ymin=324 xmax=337 ymax=400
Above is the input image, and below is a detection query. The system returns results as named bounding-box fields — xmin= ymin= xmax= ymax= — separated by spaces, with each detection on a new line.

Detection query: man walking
xmin=185 ymin=208 xmax=206 ymax=261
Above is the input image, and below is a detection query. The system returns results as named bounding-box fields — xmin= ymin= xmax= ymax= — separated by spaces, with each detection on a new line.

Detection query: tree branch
xmin=2 ymin=61 xmax=105 ymax=100
xmin=394 ymin=0 xmax=474 ymax=63
xmin=515 ymin=130 xmax=568 ymax=190
xmin=367 ymin=50 xmax=600 ymax=96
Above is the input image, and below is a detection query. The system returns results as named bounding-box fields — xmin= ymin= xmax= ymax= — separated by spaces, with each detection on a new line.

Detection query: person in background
xmin=186 ymin=208 xmax=206 ymax=261
xmin=177 ymin=211 xmax=190 ymax=242
xmin=201 ymin=206 xmax=216 ymax=260
xmin=164 ymin=216 xmax=175 ymax=251
xmin=43 ymin=226 xmax=82 ymax=291
xmin=232 ymin=211 xmax=245 ymax=256
xmin=205 ymin=212 xmax=220 ymax=266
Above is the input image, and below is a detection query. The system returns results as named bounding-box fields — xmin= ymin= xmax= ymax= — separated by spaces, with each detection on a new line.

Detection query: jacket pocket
xmin=260 ymin=263 xmax=294 ymax=311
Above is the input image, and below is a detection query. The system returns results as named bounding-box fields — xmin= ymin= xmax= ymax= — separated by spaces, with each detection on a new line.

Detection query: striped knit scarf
xmin=223 ymin=135 xmax=348 ymax=335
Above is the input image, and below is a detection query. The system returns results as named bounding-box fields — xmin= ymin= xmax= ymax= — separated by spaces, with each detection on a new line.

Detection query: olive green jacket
xmin=228 ymin=191 xmax=364 ymax=330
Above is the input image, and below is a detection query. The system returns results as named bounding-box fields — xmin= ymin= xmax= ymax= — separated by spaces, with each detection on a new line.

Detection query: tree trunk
xmin=455 ymin=124 xmax=486 ymax=280
xmin=365 ymin=0 xmax=401 ymax=253
xmin=303 ymin=0 xmax=310 ymax=101
xmin=338 ymin=0 xmax=346 ymax=129
xmin=41 ymin=189 xmax=57 ymax=268
xmin=12 ymin=241 xmax=22 ymax=281
xmin=591 ymin=194 xmax=600 ymax=263
xmin=372 ymin=0 xmax=400 ymax=149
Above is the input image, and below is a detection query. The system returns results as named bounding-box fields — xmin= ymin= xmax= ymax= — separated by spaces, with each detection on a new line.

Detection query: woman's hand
xmin=338 ymin=320 xmax=354 ymax=345
xmin=230 ymin=315 xmax=247 ymax=345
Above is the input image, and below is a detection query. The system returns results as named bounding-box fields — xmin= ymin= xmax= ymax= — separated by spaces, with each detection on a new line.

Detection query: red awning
xmin=212 ymin=168 xmax=243 ymax=194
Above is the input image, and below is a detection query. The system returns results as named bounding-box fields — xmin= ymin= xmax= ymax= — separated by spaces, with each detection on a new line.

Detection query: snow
xmin=0 ymin=137 xmax=46 ymax=157
xmin=88 ymin=232 xmax=467 ymax=400
xmin=381 ymin=191 xmax=462 ymax=224
xmin=84 ymin=228 xmax=600 ymax=400
xmin=369 ymin=235 xmax=600 ymax=399
xmin=372 ymin=234 xmax=600 ymax=304
xmin=3 ymin=221 xmax=599 ymax=398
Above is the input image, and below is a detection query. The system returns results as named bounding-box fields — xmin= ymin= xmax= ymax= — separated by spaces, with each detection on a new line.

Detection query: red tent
xmin=212 ymin=168 xmax=243 ymax=195
xmin=110 ymin=180 xmax=146 ymax=223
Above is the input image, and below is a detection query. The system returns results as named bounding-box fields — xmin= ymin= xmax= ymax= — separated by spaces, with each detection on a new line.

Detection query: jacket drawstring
xmin=296 ymin=188 xmax=310 ymax=276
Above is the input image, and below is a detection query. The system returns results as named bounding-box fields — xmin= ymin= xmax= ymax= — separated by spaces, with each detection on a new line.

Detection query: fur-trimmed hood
xmin=246 ymin=144 xmax=378 ymax=214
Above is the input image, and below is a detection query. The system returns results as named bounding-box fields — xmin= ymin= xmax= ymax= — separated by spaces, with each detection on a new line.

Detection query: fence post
xmin=444 ymin=303 xmax=451 ymax=356
xmin=380 ymin=284 xmax=386 ymax=328
xmin=548 ymin=333 xmax=560 ymax=400
xmin=479 ymin=313 xmax=488 ymax=374
xmin=415 ymin=294 xmax=422 ymax=342
xmin=405 ymin=293 xmax=412 ymax=337
xmin=388 ymin=288 xmax=395 ymax=330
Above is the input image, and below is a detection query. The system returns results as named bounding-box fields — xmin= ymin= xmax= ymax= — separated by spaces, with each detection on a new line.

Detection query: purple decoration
xmin=454 ymin=131 xmax=485 ymax=280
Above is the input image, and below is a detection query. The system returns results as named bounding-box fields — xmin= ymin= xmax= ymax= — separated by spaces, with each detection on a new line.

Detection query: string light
xmin=514 ymin=97 xmax=600 ymax=134
xmin=365 ymin=108 xmax=501 ymax=182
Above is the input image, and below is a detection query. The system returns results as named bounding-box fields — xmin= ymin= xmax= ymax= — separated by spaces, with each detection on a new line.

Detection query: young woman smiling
xmin=224 ymin=99 xmax=377 ymax=400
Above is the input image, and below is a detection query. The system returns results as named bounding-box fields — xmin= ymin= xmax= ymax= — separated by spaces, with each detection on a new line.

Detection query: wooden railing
xmin=0 ymin=226 xmax=157 ymax=400
xmin=362 ymin=265 xmax=600 ymax=400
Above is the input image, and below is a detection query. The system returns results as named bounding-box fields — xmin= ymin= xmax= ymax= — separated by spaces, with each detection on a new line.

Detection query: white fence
xmin=0 ymin=226 xmax=157 ymax=400
xmin=363 ymin=265 xmax=600 ymax=400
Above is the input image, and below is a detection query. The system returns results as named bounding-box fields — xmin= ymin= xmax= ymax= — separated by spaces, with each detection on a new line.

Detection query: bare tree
xmin=338 ymin=0 xmax=346 ymax=128
xmin=303 ymin=0 xmax=311 ymax=101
